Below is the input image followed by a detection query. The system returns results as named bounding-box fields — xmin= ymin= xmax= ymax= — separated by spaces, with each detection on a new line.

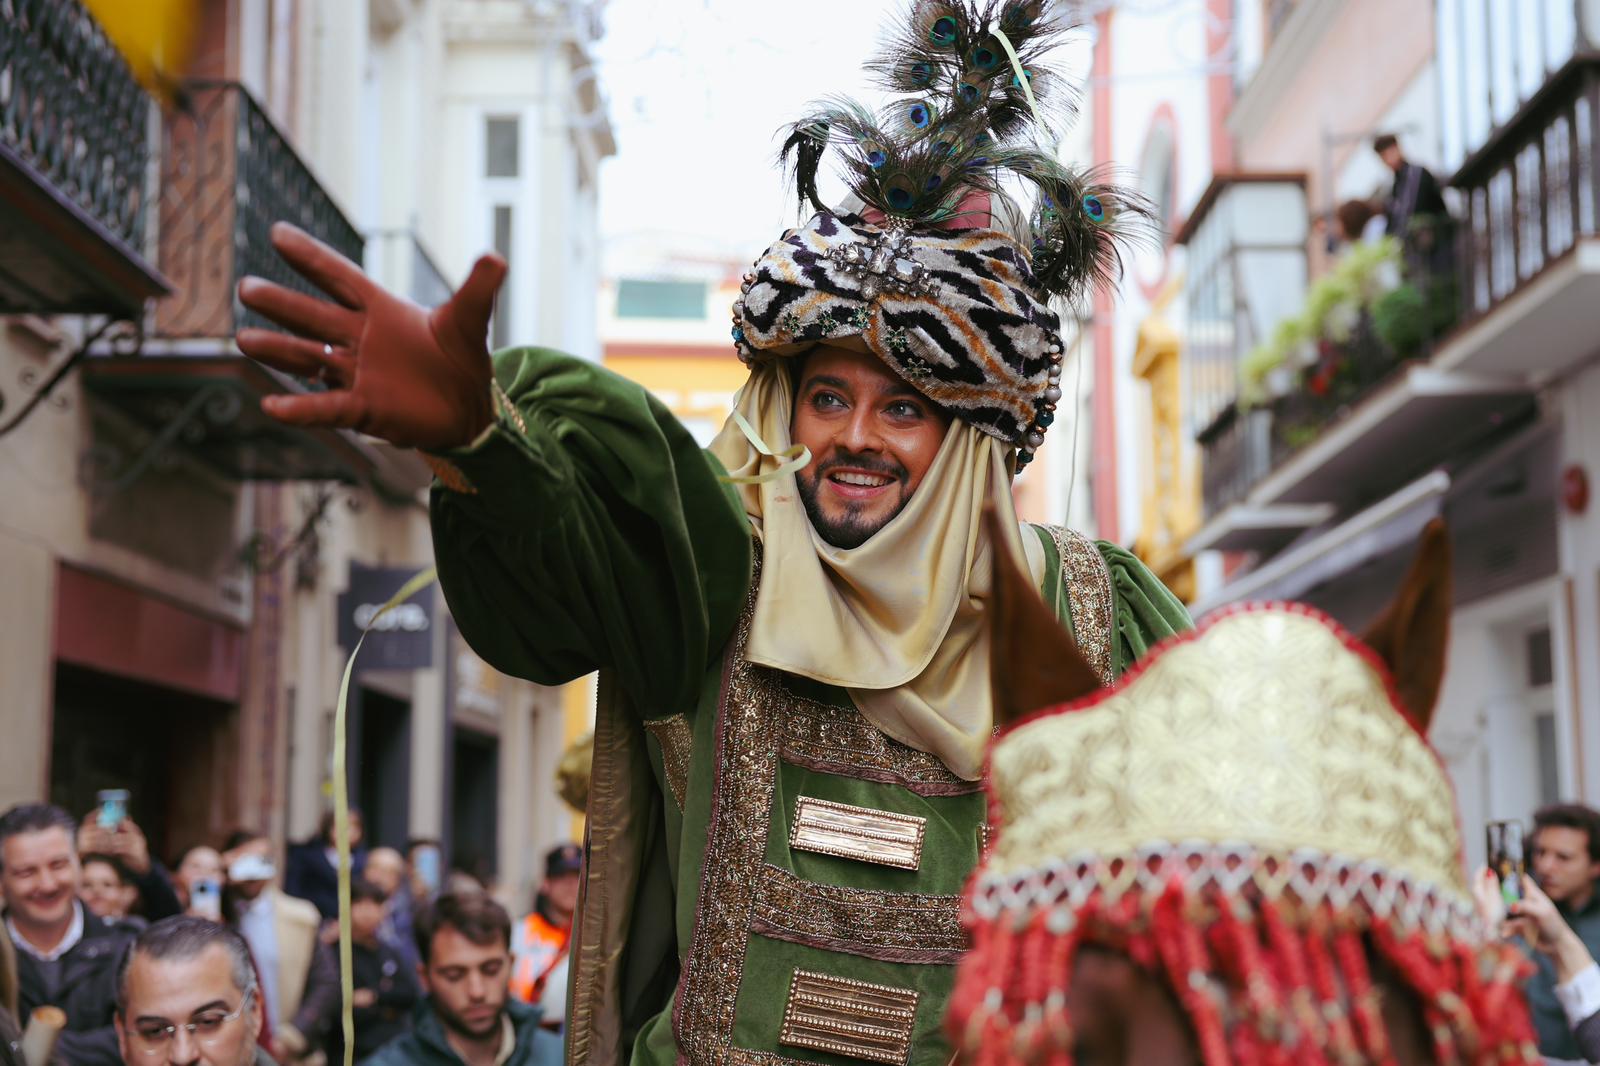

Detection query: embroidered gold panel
xmin=1045 ymin=525 xmax=1114 ymax=684
xmin=778 ymin=969 xmax=919 ymax=1066
xmin=642 ymin=713 xmax=693 ymax=809
xmin=777 ymin=686 xmax=979 ymax=796
xmin=790 ymin=797 xmax=925 ymax=871
xmin=750 ymin=863 xmax=964 ymax=965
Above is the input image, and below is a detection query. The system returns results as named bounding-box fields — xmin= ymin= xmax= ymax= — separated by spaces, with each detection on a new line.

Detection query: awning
xmin=1189 ymin=471 xmax=1451 ymax=617
xmin=81 ymin=355 xmax=432 ymax=499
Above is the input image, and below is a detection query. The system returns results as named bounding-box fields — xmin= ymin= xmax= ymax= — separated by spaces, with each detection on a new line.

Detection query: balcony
xmin=1434 ymin=57 xmax=1600 ymax=383
xmin=0 ymin=0 xmax=169 ymax=315
xmin=82 ymin=81 xmax=430 ymax=499
xmin=1185 ymin=199 xmax=1534 ymax=556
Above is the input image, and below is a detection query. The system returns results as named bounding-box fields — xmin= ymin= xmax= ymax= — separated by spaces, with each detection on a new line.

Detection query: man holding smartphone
xmin=1 ymin=803 xmax=140 ymax=1066
xmin=1522 ymin=803 xmax=1600 ymax=1062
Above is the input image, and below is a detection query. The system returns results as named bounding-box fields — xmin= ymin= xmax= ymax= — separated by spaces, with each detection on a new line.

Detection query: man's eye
xmin=137 ymin=1028 xmax=170 ymax=1042
xmin=192 ymin=1015 xmax=227 ymax=1034
xmin=887 ymin=401 xmax=923 ymax=418
xmin=811 ymin=391 xmax=844 ymax=409
xmin=439 ymin=969 xmax=466 ymax=981
xmin=482 ymin=961 xmax=504 ymax=977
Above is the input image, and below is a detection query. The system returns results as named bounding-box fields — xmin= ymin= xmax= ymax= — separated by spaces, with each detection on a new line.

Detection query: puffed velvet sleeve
xmin=427 ymin=347 xmax=752 ymax=718
xmin=1097 ymin=541 xmax=1193 ymax=676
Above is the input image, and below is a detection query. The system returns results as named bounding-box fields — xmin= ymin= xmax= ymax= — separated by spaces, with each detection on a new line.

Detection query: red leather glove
xmin=236 ymin=222 xmax=507 ymax=451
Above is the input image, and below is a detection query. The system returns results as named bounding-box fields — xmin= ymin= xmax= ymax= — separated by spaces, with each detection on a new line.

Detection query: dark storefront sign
xmin=336 ymin=564 xmax=436 ymax=670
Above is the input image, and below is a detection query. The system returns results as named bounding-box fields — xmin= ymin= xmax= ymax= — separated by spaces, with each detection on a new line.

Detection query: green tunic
xmin=429 ymin=349 xmax=1191 ymax=1066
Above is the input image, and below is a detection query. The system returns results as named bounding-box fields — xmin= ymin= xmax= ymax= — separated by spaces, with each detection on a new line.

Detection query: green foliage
xmin=1371 ymin=283 xmax=1429 ymax=357
xmin=1237 ymin=238 xmax=1404 ymax=409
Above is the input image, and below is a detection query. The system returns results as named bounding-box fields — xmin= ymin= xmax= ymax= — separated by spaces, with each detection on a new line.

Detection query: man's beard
xmin=434 ymin=998 xmax=503 ymax=1041
xmin=796 ymin=451 xmax=912 ymax=549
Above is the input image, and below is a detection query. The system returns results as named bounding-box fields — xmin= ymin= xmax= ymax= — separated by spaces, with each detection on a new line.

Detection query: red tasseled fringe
xmin=948 ymin=875 xmax=1542 ymax=1065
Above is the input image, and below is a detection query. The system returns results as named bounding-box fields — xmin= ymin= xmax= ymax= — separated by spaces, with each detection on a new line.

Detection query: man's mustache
xmin=813 ymin=451 xmax=908 ymax=482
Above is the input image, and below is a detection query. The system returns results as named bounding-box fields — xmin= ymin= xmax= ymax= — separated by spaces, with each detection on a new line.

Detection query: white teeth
xmin=833 ymin=472 xmax=892 ymax=487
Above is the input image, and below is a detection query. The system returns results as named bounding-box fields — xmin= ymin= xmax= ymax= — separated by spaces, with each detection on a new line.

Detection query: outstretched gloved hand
xmin=235 ymin=222 xmax=507 ymax=451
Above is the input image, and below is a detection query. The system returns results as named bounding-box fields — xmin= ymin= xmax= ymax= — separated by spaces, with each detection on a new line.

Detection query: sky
xmin=592 ymin=0 xmax=931 ymax=263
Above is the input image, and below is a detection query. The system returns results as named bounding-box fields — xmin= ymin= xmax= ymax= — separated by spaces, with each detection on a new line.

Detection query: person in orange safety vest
xmin=509 ymin=843 xmax=581 ymax=1031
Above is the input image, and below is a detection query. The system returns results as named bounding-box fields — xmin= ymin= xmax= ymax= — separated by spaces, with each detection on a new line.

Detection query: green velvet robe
xmin=429 ymin=349 xmax=1192 ymax=1066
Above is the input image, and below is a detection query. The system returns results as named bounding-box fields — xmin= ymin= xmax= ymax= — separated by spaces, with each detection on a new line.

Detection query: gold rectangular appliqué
xmin=779 ymin=969 xmax=919 ymax=1066
xmin=790 ymin=796 xmax=925 ymax=871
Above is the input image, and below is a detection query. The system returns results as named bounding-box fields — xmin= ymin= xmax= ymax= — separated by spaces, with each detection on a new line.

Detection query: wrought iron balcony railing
xmin=154 ymin=81 xmax=363 ymax=342
xmin=1453 ymin=57 xmax=1598 ymax=331
xmin=0 ymin=0 xmax=149 ymax=249
xmin=0 ymin=0 xmax=166 ymax=314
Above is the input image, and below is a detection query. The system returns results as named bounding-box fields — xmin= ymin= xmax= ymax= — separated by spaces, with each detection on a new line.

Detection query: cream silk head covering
xmin=708 ymin=360 xmax=1045 ymax=781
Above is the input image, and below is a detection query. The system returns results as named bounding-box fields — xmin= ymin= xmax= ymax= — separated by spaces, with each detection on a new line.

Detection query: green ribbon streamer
xmin=717 ymin=409 xmax=812 ymax=485
xmin=333 ymin=566 xmax=438 ymax=1066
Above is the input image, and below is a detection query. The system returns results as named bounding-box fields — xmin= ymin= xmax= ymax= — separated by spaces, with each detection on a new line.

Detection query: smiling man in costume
xmin=231 ymin=4 xmax=1189 ymax=1065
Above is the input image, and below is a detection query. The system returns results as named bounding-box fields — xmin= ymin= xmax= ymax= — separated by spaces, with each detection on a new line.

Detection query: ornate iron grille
xmin=156 ymin=82 xmax=364 ymax=339
xmin=0 ymin=0 xmax=151 ymax=250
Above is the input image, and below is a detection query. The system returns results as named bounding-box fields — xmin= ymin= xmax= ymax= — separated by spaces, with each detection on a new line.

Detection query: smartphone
xmin=191 ymin=878 xmax=222 ymax=921
xmin=96 ymin=789 xmax=130 ymax=830
xmin=415 ymin=844 xmax=441 ymax=896
xmin=1486 ymin=820 xmax=1525 ymax=905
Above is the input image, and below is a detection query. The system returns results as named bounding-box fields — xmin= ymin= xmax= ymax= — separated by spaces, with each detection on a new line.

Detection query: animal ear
xmin=986 ymin=507 xmax=1103 ymax=730
xmin=1362 ymin=519 xmax=1453 ymax=733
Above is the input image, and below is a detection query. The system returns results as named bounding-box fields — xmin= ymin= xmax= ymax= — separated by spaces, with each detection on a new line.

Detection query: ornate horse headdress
xmin=951 ymin=520 xmax=1540 ymax=1064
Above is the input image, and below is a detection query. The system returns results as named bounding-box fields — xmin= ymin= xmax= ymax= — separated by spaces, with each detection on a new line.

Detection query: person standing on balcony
xmin=1375 ymin=132 xmax=1452 ymax=256
xmin=231 ymin=4 xmax=1191 ymax=1064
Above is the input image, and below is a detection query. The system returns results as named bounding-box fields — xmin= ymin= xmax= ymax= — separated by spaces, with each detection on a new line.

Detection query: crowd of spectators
xmin=0 ymin=801 xmax=573 ymax=1066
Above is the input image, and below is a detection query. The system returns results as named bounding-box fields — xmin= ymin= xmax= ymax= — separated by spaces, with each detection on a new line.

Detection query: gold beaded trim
xmin=750 ymin=863 xmax=965 ymax=965
xmin=642 ymin=714 xmax=693 ymax=810
xmin=778 ymin=969 xmax=920 ymax=1066
xmin=1046 ymin=525 xmax=1115 ymax=684
xmin=421 ymin=453 xmax=477 ymax=495
xmin=777 ymin=688 xmax=979 ymax=796
xmin=673 ymin=545 xmax=776 ymax=1061
xmin=790 ymin=796 xmax=926 ymax=871
xmin=491 ymin=378 xmax=527 ymax=435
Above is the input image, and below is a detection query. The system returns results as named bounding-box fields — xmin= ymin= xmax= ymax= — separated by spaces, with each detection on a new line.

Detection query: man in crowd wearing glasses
xmin=115 ymin=916 xmax=269 ymax=1066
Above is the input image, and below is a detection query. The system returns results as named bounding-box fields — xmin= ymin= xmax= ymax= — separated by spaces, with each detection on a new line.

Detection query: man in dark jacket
xmin=2 ymin=803 xmax=138 ymax=1066
xmin=1522 ymin=802 xmax=1600 ymax=1062
xmin=283 ymin=812 xmax=367 ymax=922
xmin=360 ymin=892 xmax=556 ymax=1066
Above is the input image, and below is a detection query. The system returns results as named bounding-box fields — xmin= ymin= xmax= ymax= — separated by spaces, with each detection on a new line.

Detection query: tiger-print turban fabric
xmin=731 ymin=210 xmax=1065 ymax=464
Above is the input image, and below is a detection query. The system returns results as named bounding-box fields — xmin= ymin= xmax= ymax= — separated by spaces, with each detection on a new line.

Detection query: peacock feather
xmin=779 ymin=0 xmax=1155 ymax=300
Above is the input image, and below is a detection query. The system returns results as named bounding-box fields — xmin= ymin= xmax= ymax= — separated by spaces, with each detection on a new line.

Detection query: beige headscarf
xmin=709 ymin=362 xmax=1045 ymax=781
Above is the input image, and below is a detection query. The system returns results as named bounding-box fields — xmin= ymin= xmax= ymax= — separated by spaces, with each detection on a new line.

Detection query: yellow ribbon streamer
xmin=333 ymin=566 xmax=438 ymax=1066
xmin=992 ymin=27 xmax=1047 ymax=133
xmin=717 ymin=409 xmax=812 ymax=485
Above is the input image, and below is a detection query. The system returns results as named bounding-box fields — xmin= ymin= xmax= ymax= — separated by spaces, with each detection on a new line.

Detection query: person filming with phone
xmin=1476 ymin=803 xmax=1600 ymax=1063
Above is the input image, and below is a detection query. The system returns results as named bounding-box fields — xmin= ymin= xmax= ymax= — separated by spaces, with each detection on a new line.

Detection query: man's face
xmin=80 ymin=858 xmax=135 ymax=920
xmin=542 ymin=872 xmax=580 ymax=921
xmin=420 ymin=926 xmax=510 ymax=1040
xmin=791 ymin=345 xmax=952 ymax=549
xmin=1533 ymin=825 xmax=1600 ymax=905
xmin=1379 ymin=144 xmax=1403 ymax=171
xmin=116 ymin=945 xmax=261 ymax=1066
xmin=1 ymin=827 xmax=80 ymax=932
xmin=364 ymin=849 xmax=405 ymax=899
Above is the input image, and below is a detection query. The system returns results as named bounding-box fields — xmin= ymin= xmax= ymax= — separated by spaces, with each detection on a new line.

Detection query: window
xmin=485 ymin=117 xmax=520 ymax=178
xmin=492 ymin=205 xmax=513 ymax=349
xmin=615 ymin=279 xmax=707 ymax=320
